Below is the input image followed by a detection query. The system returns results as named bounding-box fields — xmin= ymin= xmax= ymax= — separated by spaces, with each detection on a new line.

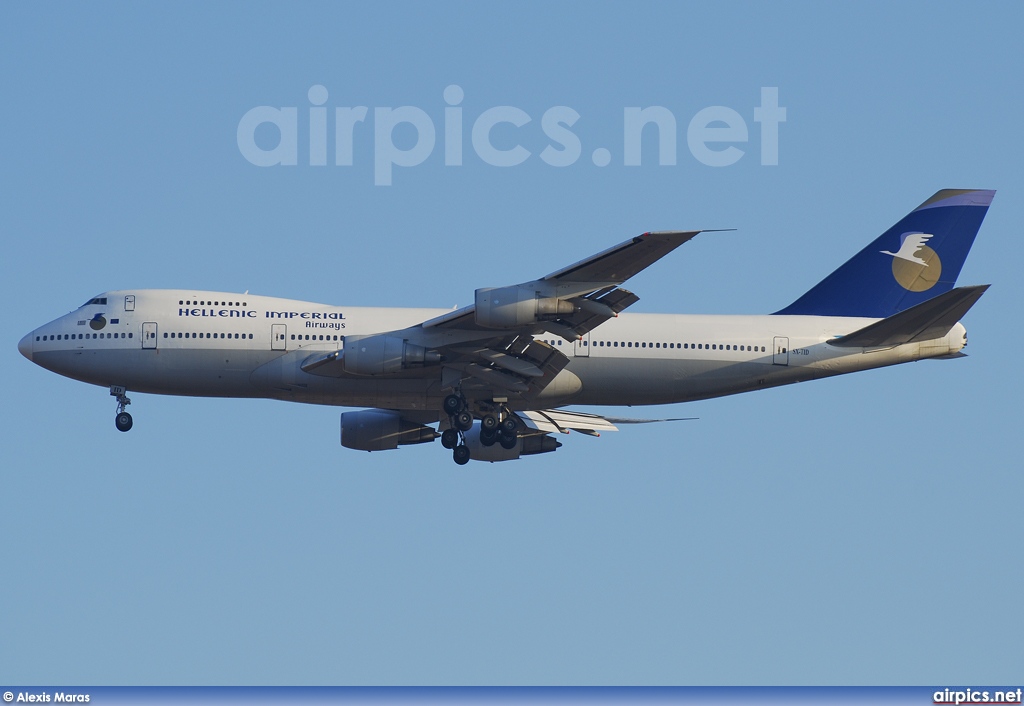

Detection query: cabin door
xmin=271 ymin=324 xmax=287 ymax=351
xmin=773 ymin=336 xmax=789 ymax=365
xmin=574 ymin=332 xmax=591 ymax=357
xmin=142 ymin=322 xmax=158 ymax=349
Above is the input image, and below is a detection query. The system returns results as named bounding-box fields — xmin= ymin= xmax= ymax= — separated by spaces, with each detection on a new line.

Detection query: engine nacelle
xmin=340 ymin=334 xmax=440 ymax=376
xmin=462 ymin=425 xmax=561 ymax=462
xmin=474 ymin=286 xmax=575 ymax=329
xmin=340 ymin=410 xmax=438 ymax=451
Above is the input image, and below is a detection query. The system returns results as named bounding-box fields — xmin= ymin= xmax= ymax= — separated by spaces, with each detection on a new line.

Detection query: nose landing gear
xmin=111 ymin=385 xmax=133 ymax=432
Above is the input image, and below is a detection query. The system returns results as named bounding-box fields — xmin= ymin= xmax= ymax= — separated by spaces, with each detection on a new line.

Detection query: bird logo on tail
xmin=881 ymin=232 xmax=942 ymax=292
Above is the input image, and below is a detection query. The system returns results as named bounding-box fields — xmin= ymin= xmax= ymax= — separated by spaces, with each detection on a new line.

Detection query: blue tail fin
xmin=774 ymin=189 xmax=995 ymax=318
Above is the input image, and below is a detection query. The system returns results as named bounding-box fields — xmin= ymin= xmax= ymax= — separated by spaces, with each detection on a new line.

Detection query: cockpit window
xmin=81 ymin=297 xmax=107 ymax=307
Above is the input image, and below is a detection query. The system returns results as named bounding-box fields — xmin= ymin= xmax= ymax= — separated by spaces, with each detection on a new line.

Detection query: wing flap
xmin=518 ymin=409 xmax=698 ymax=435
xmin=520 ymin=409 xmax=621 ymax=435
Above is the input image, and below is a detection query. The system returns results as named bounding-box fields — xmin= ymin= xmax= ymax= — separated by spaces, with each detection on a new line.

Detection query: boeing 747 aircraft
xmin=19 ymin=189 xmax=993 ymax=464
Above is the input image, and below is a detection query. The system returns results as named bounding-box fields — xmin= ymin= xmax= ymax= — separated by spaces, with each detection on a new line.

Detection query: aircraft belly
xmin=34 ymin=348 xmax=261 ymax=398
xmin=250 ymin=351 xmax=434 ymax=408
xmin=569 ymin=356 xmax=817 ymax=405
xmin=261 ymin=377 xmax=434 ymax=408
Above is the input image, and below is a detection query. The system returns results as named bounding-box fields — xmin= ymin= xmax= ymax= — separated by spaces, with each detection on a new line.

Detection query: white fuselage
xmin=20 ymin=289 xmax=968 ymax=416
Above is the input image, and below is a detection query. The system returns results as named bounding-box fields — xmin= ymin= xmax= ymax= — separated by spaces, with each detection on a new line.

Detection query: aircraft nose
xmin=18 ymin=332 xmax=33 ymax=362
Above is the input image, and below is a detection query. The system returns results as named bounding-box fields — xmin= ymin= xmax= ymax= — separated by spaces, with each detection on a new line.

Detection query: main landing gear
xmin=443 ymin=393 xmax=472 ymax=465
xmin=479 ymin=414 xmax=518 ymax=450
xmin=111 ymin=385 xmax=133 ymax=432
xmin=441 ymin=393 xmax=520 ymax=464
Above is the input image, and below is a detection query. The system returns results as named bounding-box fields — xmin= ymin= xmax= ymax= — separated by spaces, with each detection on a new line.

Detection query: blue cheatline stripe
xmin=3 ymin=686 xmax=1020 ymax=705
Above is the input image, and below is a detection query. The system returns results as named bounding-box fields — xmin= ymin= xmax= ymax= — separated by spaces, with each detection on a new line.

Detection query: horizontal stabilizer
xmin=828 ymin=284 xmax=989 ymax=348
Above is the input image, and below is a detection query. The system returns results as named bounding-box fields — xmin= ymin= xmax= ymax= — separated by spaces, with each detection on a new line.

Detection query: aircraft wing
xmin=305 ymin=230 xmax=703 ymax=402
xmin=417 ymin=230 xmax=702 ymax=398
xmin=542 ymin=230 xmax=702 ymax=283
xmin=420 ymin=230 xmax=701 ymax=339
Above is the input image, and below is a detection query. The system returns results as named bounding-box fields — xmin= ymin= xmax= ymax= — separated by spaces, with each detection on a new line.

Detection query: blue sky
xmin=1 ymin=1 xmax=1022 ymax=685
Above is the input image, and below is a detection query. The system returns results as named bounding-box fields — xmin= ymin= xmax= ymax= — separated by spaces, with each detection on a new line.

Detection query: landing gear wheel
xmin=500 ymin=416 xmax=518 ymax=434
xmin=499 ymin=431 xmax=518 ymax=450
xmin=479 ymin=428 xmax=498 ymax=447
xmin=440 ymin=428 xmax=459 ymax=449
xmin=454 ymin=410 xmax=474 ymax=432
xmin=443 ymin=394 xmax=463 ymax=415
xmin=453 ymin=444 xmax=471 ymax=465
xmin=481 ymin=414 xmax=499 ymax=431
xmin=115 ymin=412 xmax=133 ymax=432
xmin=111 ymin=385 xmax=132 ymax=431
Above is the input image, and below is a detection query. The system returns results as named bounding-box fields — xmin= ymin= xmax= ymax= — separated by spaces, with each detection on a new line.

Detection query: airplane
xmin=18 ymin=189 xmax=994 ymax=465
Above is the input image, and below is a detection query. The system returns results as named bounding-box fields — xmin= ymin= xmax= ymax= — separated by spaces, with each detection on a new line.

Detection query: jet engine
xmin=474 ymin=286 xmax=575 ymax=329
xmin=340 ymin=335 xmax=441 ymax=376
xmin=340 ymin=410 xmax=438 ymax=451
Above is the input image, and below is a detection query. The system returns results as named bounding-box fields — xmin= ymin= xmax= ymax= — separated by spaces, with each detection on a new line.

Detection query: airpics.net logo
xmin=236 ymin=85 xmax=786 ymax=185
